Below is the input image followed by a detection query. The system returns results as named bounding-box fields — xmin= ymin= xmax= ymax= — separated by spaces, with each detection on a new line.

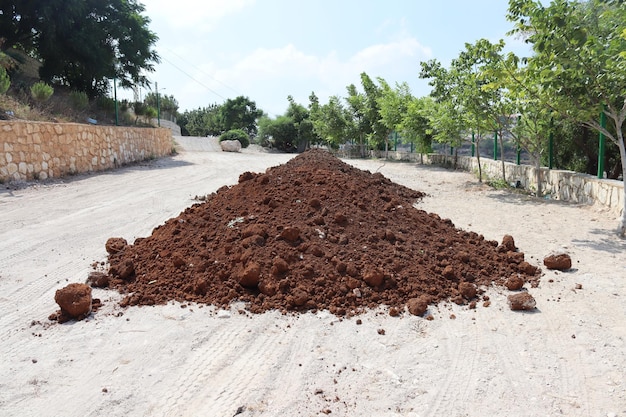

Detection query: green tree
xmin=286 ymin=95 xmax=318 ymax=152
xmin=309 ymin=92 xmax=350 ymax=148
xmin=421 ymin=39 xmax=507 ymax=180
xmin=178 ymin=104 xmax=223 ymax=136
xmin=345 ymin=83 xmax=370 ymax=156
xmin=30 ymin=81 xmax=54 ymax=103
xmin=467 ymin=39 xmax=512 ymax=180
xmin=377 ymin=79 xmax=412 ymax=156
xmin=0 ymin=0 xmax=159 ymax=97
xmin=507 ymin=0 xmax=626 ymax=235
xmin=145 ymin=92 xmax=179 ymax=115
xmin=360 ymin=72 xmax=388 ymax=151
xmin=261 ymin=115 xmax=298 ymax=152
xmin=219 ymin=96 xmax=263 ymax=136
xmin=400 ymin=96 xmax=435 ymax=160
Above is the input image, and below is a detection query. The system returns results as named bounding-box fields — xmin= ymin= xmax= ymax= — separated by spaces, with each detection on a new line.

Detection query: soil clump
xmin=101 ymin=149 xmax=541 ymax=316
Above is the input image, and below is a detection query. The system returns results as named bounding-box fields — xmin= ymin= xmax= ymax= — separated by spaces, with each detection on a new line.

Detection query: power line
xmin=163 ymin=47 xmax=242 ymax=96
xmin=159 ymin=54 xmax=227 ymax=101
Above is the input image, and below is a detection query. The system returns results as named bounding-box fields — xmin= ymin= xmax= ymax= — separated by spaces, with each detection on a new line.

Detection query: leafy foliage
xmin=220 ymin=129 xmax=250 ymax=148
xmin=219 ymin=96 xmax=263 ymax=136
xmin=0 ymin=0 xmax=159 ymax=97
xmin=0 ymin=67 xmax=9 ymax=94
xmin=259 ymin=115 xmax=298 ymax=152
xmin=69 ymin=90 xmax=89 ymax=110
xmin=507 ymin=0 xmax=626 ymax=235
xmin=178 ymin=104 xmax=223 ymax=137
xmin=144 ymin=92 xmax=179 ymax=114
xmin=30 ymin=81 xmax=53 ymax=102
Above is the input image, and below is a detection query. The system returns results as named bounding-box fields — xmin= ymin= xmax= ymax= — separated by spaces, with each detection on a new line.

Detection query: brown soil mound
xmin=101 ymin=149 xmax=540 ymax=316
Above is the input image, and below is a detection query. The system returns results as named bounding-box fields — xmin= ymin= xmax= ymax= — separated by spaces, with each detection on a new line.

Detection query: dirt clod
xmin=102 ymin=150 xmax=541 ymax=316
xmin=505 ymin=274 xmax=525 ymax=291
xmin=543 ymin=253 xmax=572 ymax=271
xmin=507 ymin=292 xmax=537 ymax=311
xmin=52 ymin=283 xmax=92 ymax=322
xmin=105 ymin=237 xmax=128 ymax=255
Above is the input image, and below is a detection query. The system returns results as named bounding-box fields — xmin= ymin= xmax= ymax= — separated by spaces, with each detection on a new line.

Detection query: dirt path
xmin=0 ymin=148 xmax=624 ymax=416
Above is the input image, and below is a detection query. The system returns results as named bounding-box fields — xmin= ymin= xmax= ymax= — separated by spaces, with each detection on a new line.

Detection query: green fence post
xmin=598 ymin=109 xmax=606 ymax=179
xmin=548 ymin=117 xmax=554 ymax=169
xmin=471 ymin=132 xmax=475 ymax=157
xmin=493 ymin=131 xmax=498 ymax=161
xmin=516 ymin=115 xmax=521 ymax=165
xmin=113 ymin=77 xmax=119 ymax=126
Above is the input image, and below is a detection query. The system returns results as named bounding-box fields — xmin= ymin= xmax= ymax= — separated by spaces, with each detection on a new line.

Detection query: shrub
xmin=30 ymin=81 xmax=54 ymax=102
xmin=96 ymin=96 xmax=116 ymax=112
xmin=0 ymin=67 xmax=10 ymax=95
xmin=220 ymin=129 xmax=250 ymax=148
xmin=69 ymin=90 xmax=89 ymax=110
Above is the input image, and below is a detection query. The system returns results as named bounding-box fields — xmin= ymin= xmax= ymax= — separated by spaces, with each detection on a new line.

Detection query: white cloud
xmin=142 ymin=0 xmax=255 ymax=32
xmin=156 ymin=33 xmax=433 ymax=115
xmin=215 ymin=35 xmax=431 ymax=94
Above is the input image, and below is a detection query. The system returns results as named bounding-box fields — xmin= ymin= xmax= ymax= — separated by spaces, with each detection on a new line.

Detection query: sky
xmin=125 ymin=0 xmax=533 ymax=117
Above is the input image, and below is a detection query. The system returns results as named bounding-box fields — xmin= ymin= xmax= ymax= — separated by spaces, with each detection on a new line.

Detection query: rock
xmin=220 ymin=140 xmax=242 ymax=152
xmin=543 ymin=253 xmax=572 ymax=271
xmin=407 ymin=297 xmax=429 ymax=316
xmin=505 ymin=274 xmax=525 ymax=291
xmin=105 ymin=237 xmax=128 ymax=254
xmin=54 ymin=283 xmax=92 ymax=320
xmin=501 ymin=234 xmax=516 ymax=251
xmin=237 ymin=262 xmax=261 ymax=287
xmin=279 ymin=227 xmax=300 ymax=242
xmin=518 ymin=261 xmax=538 ymax=275
xmin=458 ymin=282 xmax=477 ymax=299
xmin=363 ymin=268 xmax=384 ymax=287
xmin=508 ymin=292 xmax=536 ymax=311
xmin=86 ymin=271 xmax=109 ymax=288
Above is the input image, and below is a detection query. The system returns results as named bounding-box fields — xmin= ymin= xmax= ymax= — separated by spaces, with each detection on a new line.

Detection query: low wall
xmin=150 ymin=118 xmax=181 ymax=136
xmin=377 ymin=150 xmax=624 ymax=216
xmin=0 ymin=120 xmax=173 ymax=182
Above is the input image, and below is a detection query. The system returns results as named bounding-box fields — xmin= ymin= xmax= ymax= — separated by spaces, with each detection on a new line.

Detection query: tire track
xmin=155 ymin=314 xmax=294 ymax=416
xmin=422 ymin=323 xmax=478 ymax=416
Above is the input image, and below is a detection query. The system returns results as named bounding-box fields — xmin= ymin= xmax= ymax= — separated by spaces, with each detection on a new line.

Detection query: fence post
xmin=493 ymin=131 xmax=498 ymax=161
xmin=597 ymin=109 xmax=606 ymax=179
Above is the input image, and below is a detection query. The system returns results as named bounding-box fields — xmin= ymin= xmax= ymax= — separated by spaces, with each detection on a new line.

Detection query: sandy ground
xmin=1 ymin=141 xmax=625 ymax=417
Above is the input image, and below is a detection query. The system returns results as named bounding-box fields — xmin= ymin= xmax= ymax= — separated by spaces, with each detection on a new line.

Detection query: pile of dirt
xmin=98 ymin=149 xmax=540 ymax=316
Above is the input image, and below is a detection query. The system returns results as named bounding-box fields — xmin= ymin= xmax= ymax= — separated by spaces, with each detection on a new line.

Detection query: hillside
xmin=0 ymin=48 xmax=130 ymax=126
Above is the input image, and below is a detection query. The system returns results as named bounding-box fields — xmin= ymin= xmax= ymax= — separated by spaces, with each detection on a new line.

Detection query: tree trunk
xmin=476 ymin=146 xmax=483 ymax=183
xmin=535 ymin=157 xmax=542 ymax=197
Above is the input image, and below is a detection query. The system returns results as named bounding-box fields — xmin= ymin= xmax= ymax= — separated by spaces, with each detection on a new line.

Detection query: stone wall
xmin=376 ymin=150 xmax=624 ymax=216
xmin=150 ymin=118 xmax=182 ymax=136
xmin=0 ymin=120 xmax=173 ymax=182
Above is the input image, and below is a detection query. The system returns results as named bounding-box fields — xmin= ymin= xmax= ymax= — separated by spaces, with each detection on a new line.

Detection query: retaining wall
xmin=377 ymin=150 xmax=624 ymax=217
xmin=0 ymin=120 xmax=173 ymax=182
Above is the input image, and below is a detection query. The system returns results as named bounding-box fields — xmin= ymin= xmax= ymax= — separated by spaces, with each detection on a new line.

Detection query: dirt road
xmin=1 ymin=143 xmax=624 ymax=416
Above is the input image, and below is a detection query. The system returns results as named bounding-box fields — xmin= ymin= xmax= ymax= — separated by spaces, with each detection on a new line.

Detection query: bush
xmin=96 ymin=96 xmax=116 ymax=112
xmin=30 ymin=81 xmax=54 ymax=102
xmin=220 ymin=129 xmax=250 ymax=148
xmin=0 ymin=67 xmax=10 ymax=95
xmin=69 ymin=90 xmax=89 ymax=110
